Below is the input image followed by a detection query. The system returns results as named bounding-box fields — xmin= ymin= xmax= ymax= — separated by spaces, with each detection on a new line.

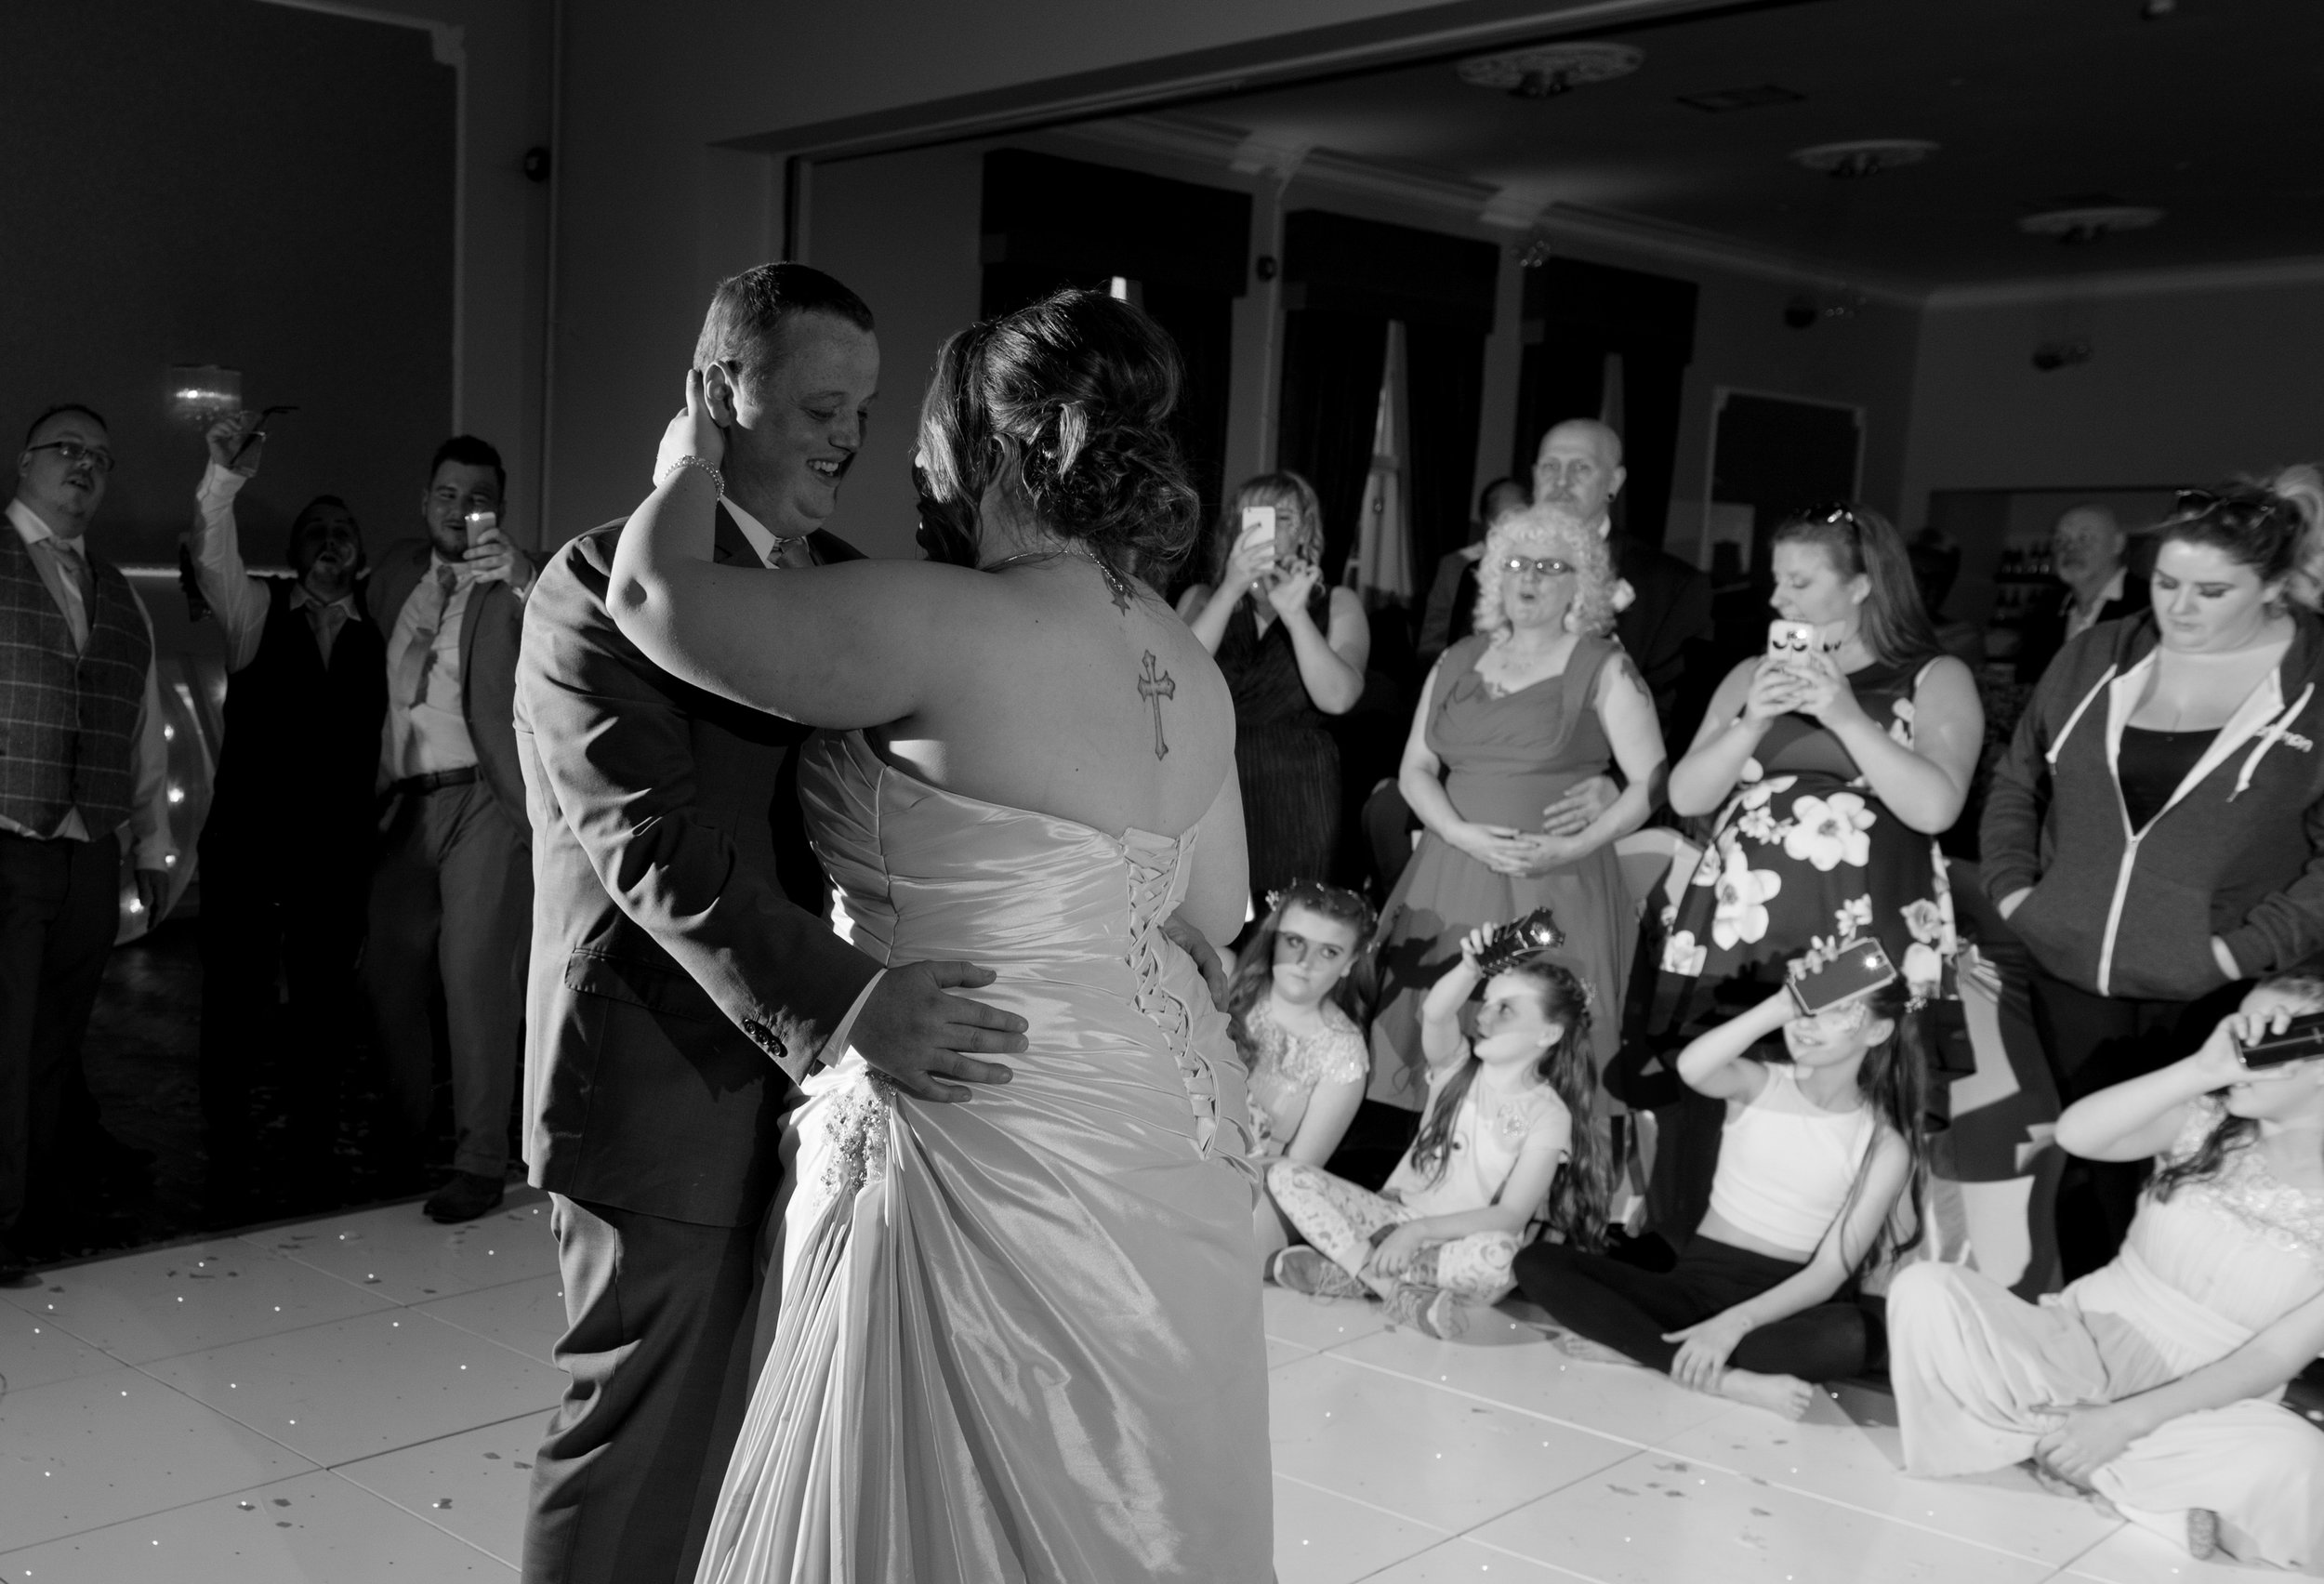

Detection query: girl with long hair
xmin=1891 ymin=975 xmax=2324 ymax=1570
xmin=1268 ymin=931 xmax=1607 ymax=1340
xmin=1229 ymin=880 xmax=1377 ymax=1265
xmin=1517 ymin=972 xmax=1929 ymax=1419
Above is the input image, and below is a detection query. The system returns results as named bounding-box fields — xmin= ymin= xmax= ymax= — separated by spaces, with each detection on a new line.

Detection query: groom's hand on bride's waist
xmin=852 ymin=962 xmax=1029 ymax=1102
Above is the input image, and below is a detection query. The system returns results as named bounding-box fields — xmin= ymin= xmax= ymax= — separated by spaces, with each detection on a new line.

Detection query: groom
xmin=515 ymin=263 xmax=1029 ymax=1584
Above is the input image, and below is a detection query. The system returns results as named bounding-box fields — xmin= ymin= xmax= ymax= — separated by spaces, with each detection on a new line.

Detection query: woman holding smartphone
xmin=1179 ymin=471 xmax=1369 ymax=917
xmin=1648 ymin=505 xmax=1982 ymax=1051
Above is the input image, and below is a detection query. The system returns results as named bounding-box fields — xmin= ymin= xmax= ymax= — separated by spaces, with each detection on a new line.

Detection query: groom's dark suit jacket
xmin=515 ymin=507 xmax=880 ymax=1227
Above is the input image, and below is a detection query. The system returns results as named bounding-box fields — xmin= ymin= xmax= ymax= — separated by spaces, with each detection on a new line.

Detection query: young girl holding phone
xmin=1889 ymin=976 xmax=2324 ymax=1570
xmin=1516 ymin=971 xmax=1928 ymax=1418
xmin=1229 ymin=881 xmax=1376 ymax=1265
xmin=1268 ymin=930 xmax=1605 ymax=1340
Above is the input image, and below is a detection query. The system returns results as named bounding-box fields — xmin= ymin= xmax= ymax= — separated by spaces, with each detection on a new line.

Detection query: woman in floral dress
xmin=1648 ymin=507 xmax=1983 ymax=1165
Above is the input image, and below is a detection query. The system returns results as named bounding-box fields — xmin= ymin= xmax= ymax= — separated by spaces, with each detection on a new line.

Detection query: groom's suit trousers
xmin=524 ymin=1196 xmax=763 ymax=1584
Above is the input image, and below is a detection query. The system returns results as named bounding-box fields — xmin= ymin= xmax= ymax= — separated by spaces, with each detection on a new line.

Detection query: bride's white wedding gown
xmin=694 ymin=729 xmax=1274 ymax=1583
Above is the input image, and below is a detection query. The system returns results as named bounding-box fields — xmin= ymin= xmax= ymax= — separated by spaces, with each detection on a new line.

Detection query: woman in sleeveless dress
xmin=1640 ymin=506 xmax=1983 ymax=1237
xmin=608 ymin=291 xmax=1268 ymax=1582
xmin=1178 ymin=471 xmax=1369 ymax=916
xmin=1367 ymin=503 xmax=1665 ymax=1127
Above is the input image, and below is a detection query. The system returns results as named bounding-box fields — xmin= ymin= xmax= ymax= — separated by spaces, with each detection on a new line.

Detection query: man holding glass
xmin=363 ymin=437 xmax=534 ymax=1223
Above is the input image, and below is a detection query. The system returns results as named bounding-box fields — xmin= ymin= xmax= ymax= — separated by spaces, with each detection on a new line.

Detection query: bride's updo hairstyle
xmin=917 ymin=289 xmax=1203 ymax=584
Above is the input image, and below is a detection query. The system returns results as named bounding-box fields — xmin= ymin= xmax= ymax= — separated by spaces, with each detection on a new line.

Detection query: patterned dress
xmin=1244 ymin=997 xmax=1369 ymax=1161
xmin=1650 ymin=656 xmax=1961 ymax=1037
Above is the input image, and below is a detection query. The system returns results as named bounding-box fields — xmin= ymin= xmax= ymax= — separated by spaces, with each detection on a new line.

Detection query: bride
xmin=608 ymin=290 xmax=1272 ymax=1582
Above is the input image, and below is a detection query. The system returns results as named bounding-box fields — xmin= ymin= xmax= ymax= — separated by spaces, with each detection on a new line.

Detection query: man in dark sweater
xmin=185 ymin=414 xmax=386 ymax=1210
xmin=2014 ymin=504 xmax=2150 ymax=685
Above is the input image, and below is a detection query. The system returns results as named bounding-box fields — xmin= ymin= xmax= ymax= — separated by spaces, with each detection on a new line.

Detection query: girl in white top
xmin=1516 ymin=975 xmax=1928 ymax=1419
xmin=1268 ymin=927 xmax=1605 ymax=1340
xmin=1229 ymin=880 xmax=1375 ymax=1267
xmin=1890 ymin=976 xmax=2324 ymax=1570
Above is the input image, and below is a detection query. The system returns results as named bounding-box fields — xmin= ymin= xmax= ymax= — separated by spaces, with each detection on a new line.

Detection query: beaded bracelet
xmin=660 ymin=454 xmax=724 ymax=495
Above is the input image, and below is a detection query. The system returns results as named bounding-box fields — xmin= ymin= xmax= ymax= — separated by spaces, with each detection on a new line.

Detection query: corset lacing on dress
xmin=1123 ymin=827 xmax=1239 ymax=1163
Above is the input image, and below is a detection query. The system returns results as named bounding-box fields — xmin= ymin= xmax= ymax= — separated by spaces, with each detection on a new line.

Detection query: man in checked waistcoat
xmin=0 ymin=403 xmax=176 ymax=1285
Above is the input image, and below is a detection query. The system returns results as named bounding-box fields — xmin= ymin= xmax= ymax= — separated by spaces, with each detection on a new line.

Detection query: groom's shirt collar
xmin=721 ymin=497 xmax=785 ymax=567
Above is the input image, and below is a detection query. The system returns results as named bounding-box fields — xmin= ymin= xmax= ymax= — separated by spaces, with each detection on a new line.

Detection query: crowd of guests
xmin=1206 ymin=447 xmax=2324 ymax=1569
xmin=3 ymin=288 xmax=2321 ymax=1569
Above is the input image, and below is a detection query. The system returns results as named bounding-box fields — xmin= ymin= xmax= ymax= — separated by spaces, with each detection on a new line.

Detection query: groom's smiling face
xmin=718 ymin=311 xmax=879 ymax=539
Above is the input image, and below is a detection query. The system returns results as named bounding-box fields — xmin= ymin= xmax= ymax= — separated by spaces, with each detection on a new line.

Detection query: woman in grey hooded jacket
xmin=1982 ymin=484 xmax=2324 ymax=1277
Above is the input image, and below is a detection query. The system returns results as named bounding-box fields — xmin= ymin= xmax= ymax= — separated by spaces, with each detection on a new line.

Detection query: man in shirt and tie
xmin=2014 ymin=503 xmax=2149 ymax=684
xmin=366 ymin=436 xmax=534 ymax=1224
xmin=0 ymin=404 xmax=175 ymax=1284
xmin=186 ymin=413 xmax=385 ymax=1212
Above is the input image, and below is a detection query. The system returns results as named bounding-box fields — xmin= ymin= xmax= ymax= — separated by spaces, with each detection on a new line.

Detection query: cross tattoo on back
xmin=1137 ymin=651 xmax=1176 ymax=760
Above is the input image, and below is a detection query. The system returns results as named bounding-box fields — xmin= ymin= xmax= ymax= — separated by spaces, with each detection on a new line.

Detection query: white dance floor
xmin=0 ymin=1189 xmax=2252 ymax=1582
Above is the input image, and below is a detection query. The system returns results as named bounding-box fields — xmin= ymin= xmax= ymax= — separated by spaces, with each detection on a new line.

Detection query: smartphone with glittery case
xmin=1788 ymin=937 xmax=1898 ymax=1017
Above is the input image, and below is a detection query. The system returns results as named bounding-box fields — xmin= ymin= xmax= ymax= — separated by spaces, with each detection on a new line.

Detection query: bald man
xmin=2015 ymin=504 xmax=2148 ymax=684
xmin=1533 ymin=418 xmax=1712 ymax=746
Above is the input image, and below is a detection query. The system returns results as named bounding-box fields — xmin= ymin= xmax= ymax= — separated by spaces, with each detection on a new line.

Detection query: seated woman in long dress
xmin=607 ymin=291 xmax=1268 ymax=1583
xmin=1889 ymin=975 xmax=2324 ymax=1571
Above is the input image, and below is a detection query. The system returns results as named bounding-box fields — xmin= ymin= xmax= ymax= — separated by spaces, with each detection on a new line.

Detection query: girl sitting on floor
xmin=1888 ymin=976 xmax=2324 ymax=1572
xmin=1268 ymin=928 xmax=1605 ymax=1340
xmin=1231 ymin=880 xmax=1376 ymax=1267
xmin=1514 ymin=974 xmax=1927 ymax=1419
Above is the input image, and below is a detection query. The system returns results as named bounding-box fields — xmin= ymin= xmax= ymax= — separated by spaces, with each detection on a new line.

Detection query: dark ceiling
xmin=1182 ymin=0 xmax=2324 ymax=288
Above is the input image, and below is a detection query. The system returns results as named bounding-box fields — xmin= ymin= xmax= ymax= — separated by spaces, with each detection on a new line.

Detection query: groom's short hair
xmin=694 ymin=263 xmax=876 ymax=392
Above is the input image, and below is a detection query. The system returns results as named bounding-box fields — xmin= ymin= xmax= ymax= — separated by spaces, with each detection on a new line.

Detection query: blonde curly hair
xmin=1472 ymin=502 xmax=1617 ymax=641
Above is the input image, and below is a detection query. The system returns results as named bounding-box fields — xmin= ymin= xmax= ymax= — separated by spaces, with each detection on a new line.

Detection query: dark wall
xmin=0 ymin=0 xmax=456 ymax=567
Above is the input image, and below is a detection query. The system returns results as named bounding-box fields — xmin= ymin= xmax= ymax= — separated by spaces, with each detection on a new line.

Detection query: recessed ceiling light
xmin=2019 ymin=205 xmax=2163 ymax=244
xmin=1789 ymin=139 xmax=1939 ymax=178
xmin=1457 ymin=43 xmax=1644 ymax=99
xmin=1677 ymin=84 xmax=1804 ymax=113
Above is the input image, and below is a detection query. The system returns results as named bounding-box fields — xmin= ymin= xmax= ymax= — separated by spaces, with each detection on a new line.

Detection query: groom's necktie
xmin=771 ymin=535 xmax=815 ymax=571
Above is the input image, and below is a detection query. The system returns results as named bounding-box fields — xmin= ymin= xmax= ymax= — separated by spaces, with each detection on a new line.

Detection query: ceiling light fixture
xmin=2018 ymin=205 xmax=2163 ymax=244
xmin=1457 ymin=43 xmax=1644 ymax=99
xmin=1789 ymin=139 xmax=1938 ymax=178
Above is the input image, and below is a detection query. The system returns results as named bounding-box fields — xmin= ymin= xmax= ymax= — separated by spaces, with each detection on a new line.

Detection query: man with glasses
xmin=363 ymin=437 xmax=535 ymax=1224
xmin=0 ymin=404 xmax=176 ymax=1284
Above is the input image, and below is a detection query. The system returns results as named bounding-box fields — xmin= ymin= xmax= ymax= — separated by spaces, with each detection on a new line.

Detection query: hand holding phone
xmin=2234 ymin=1009 xmax=2324 ymax=1070
xmin=1766 ymin=620 xmax=1818 ymax=664
xmin=1787 ymin=937 xmax=1898 ymax=1017
xmin=1229 ymin=506 xmax=1280 ymax=590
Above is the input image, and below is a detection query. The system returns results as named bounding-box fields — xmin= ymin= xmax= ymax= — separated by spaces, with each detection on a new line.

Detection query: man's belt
xmin=386 ymin=766 xmax=479 ymax=799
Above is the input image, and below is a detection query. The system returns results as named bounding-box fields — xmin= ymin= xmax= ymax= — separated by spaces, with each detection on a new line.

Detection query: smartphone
xmin=1475 ymin=906 xmax=1566 ymax=976
xmin=1787 ymin=937 xmax=1898 ymax=1016
xmin=2236 ymin=1010 xmax=2324 ymax=1069
xmin=1766 ymin=620 xmax=1818 ymax=662
xmin=463 ymin=508 xmax=497 ymax=550
xmin=1237 ymin=506 xmax=1277 ymax=557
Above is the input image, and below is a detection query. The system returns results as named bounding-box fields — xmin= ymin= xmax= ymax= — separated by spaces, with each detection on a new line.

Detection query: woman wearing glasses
xmin=1983 ymin=484 xmax=2324 ymax=1278
xmin=1642 ymin=506 xmax=1980 ymax=1223
xmin=1365 ymin=502 xmax=1664 ymax=1140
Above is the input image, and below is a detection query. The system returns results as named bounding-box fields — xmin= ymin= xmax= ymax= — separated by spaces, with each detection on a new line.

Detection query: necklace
xmin=982 ymin=543 xmax=1135 ymax=610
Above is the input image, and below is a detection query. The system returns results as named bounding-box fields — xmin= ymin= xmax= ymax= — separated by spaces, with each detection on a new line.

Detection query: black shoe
xmin=0 ymin=1236 xmax=34 ymax=1287
xmin=424 ymin=1171 xmax=505 ymax=1224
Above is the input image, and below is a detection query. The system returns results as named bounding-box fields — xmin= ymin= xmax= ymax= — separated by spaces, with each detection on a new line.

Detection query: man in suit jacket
xmin=2014 ymin=503 xmax=2150 ymax=684
xmin=363 ymin=435 xmax=535 ymax=1223
xmin=516 ymin=263 xmax=1027 ymax=1584
xmin=1534 ymin=417 xmax=1713 ymax=749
